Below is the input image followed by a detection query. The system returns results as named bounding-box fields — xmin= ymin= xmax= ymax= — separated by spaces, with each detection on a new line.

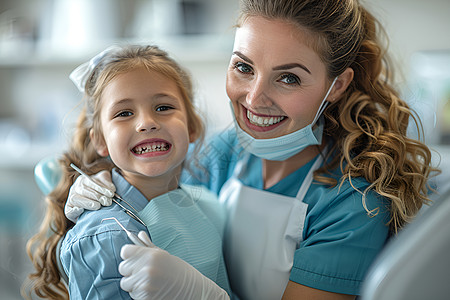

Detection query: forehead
xmin=234 ymin=16 xmax=325 ymax=70
xmin=102 ymin=67 xmax=181 ymax=100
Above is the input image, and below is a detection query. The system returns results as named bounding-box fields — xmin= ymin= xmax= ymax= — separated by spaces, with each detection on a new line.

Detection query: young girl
xmin=24 ymin=45 xmax=230 ymax=299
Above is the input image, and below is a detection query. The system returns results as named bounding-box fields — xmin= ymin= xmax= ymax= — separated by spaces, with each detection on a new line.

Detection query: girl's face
xmin=94 ymin=67 xmax=192 ymax=189
xmin=226 ymin=16 xmax=336 ymax=139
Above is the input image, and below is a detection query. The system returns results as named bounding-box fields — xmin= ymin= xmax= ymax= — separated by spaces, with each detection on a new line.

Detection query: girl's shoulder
xmin=62 ymin=205 xmax=145 ymax=249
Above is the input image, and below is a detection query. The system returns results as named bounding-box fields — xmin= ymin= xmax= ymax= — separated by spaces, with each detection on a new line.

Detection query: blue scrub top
xmin=182 ymin=127 xmax=390 ymax=296
xmin=61 ymin=169 xmax=230 ymax=299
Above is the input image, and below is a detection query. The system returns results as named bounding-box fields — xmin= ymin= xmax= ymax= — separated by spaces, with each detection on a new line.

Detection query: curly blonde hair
xmin=239 ymin=0 xmax=438 ymax=232
xmin=23 ymin=45 xmax=205 ymax=299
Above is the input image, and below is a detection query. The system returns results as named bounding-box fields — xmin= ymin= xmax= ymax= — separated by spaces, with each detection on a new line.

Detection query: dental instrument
xmin=70 ymin=163 xmax=146 ymax=226
xmin=101 ymin=217 xmax=148 ymax=246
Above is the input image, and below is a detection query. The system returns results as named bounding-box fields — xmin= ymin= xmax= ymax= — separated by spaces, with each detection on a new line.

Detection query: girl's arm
xmin=60 ymin=224 xmax=136 ymax=299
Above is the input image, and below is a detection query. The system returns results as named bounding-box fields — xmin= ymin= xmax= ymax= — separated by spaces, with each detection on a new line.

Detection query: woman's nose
xmin=136 ymin=114 xmax=159 ymax=132
xmin=245 ymin=79 xmax=273 ymax=109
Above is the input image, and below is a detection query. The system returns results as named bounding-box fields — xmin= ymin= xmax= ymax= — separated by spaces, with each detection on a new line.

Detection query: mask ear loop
xmin=311 ymin=77 xmax=338 ymax=126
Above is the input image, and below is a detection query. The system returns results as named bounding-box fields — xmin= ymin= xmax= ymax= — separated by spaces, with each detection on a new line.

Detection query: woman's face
xmin=226 ymin=16 xmax=334 ymax=139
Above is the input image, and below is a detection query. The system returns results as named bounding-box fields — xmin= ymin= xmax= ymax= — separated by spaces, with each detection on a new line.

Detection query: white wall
xmin=366 ymin=0 xmax=450 ymax=83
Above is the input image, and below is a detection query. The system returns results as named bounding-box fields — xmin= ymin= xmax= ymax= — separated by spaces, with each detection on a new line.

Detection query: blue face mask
xmin=231 ymin=77 xmax=337 ymax=161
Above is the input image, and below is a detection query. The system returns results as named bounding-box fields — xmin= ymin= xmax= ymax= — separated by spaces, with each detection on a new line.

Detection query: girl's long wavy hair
xmin=239 ymin=0 xmax=439 ymax=233
xmin=23 ymin=45 xmax=204 ymax=299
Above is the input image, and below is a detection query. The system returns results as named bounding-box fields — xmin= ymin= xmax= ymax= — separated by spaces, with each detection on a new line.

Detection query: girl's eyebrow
xmin=109 ymin=98 xmax=132 ymax=109
xmin=112 ymin=98 xmax=132 ymax=105
xmin=108 ymin=94 xmax=180 ymax=111
xmin=233 ymin=51 xmax=311 ymax=74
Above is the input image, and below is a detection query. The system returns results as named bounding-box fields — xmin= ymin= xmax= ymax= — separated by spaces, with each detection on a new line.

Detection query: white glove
xmin=119 ymin=231 xmax=230 ymax=300
xmin=65 ymin=170 xmax=116 ymax=222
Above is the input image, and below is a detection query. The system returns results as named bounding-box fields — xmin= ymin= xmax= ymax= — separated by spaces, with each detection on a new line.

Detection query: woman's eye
xmin=114 ymin=111 xmax=133 ymax=118
xmin=234 ymin=62 xmax=253 ymax=74
xmin=156 ymin=105 xmax=174 ymax=112
xmin=279 ymin=74 xmax=300 ymax=85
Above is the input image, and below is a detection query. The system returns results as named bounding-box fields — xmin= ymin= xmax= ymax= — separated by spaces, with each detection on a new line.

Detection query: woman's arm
xmin=283 ymin=281 xmax=356 ymax=300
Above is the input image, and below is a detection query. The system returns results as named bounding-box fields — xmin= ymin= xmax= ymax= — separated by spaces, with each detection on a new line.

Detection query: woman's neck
xmin=262 ymin=145 xmax=322 ymax=189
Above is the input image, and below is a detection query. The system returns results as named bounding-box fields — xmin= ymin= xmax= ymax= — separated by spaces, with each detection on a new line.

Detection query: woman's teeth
xmin=247 ymin=110 xmax=285 ymax=127
xmin=133 ymin=142 xmax=169 ymax=154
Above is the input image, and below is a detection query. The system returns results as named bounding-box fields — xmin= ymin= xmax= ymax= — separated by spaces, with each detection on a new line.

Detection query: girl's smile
xmin=131 ymin=138 xmax=172 ymax=157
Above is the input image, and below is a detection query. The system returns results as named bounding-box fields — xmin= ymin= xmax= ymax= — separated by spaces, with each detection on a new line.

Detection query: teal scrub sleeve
xmin=182 ymin=128 xmax=242 ymax=195
xmin=289 ymin=183 xmax=390 ymax=295
xmin=60 ymin=230 xmax=131 ymax=299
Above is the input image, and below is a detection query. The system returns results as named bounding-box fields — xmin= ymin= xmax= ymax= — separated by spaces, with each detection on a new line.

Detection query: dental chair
xmin=360 ymin=187 xmax=450 ymax=300
xmin=34 ymin=156 xmax=62 ymax=196
xmin=34 ymin=156 xmax=450 ymax=299
xmin=34 ymin=156 xmax=68 ymax=284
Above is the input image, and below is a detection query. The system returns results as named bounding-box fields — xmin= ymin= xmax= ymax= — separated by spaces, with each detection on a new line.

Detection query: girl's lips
xmin=241 ymin=105 xmax=286 ymax=132
xmin=131 ymin=139 xmax=172 ymax=157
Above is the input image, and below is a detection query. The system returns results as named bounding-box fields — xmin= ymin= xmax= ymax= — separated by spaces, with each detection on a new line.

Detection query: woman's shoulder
xmin=202 ymin=127 xmax=243 ymax=161
xmin=182 ymin=127 xmax=243 ymax=192
xmin=315 ymin=173 xmax=387 ymax=209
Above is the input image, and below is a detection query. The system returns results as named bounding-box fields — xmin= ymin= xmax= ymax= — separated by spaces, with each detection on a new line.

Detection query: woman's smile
xmin=242 ymin=105 xmax=287 ymax=132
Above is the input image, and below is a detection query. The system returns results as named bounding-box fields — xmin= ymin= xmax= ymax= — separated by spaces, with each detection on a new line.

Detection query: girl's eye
xmin=234 ymin=62 xmax=253 ymax=74
xmin=156 ymin=105 xmax=174 ymax=112
xmin=279 ymin=74 xmax=300 ymax=85
xmin=114 ymin=111 xmax=133 ymax=118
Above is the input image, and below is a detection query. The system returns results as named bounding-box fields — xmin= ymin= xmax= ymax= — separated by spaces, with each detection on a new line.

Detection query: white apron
xmin=218 ymin=154 xmax=324 ymax=300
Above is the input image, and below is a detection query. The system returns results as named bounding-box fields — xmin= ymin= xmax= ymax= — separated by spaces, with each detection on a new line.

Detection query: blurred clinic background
xmin=0 ymin=0 xmax=449 ymax=299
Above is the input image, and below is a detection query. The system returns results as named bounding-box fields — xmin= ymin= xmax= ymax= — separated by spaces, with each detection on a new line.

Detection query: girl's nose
xmin=136 ymin=114 xmax=159 ymax=132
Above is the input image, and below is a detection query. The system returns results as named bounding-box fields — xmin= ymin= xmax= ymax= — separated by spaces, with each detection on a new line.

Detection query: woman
xmin=58 ymin=0 xmax=436 ymax=299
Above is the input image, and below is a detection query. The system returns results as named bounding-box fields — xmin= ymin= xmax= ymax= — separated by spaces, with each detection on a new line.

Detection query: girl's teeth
xmin=133 ymin=142 xmax=169 ymax=154
xmin=247 ymin=110 xmax=285 ymax=127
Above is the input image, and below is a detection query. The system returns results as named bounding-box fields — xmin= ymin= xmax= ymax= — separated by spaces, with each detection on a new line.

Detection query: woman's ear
xmin=90 ymin=129 xmax=109 ymax=157
xmin=327 ymin=67 xmax=354 ymax=103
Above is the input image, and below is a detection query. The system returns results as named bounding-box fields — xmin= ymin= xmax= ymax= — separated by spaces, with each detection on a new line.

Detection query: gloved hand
xmin=65 ymin=170 xmax=116 ymax=222
xmin=119 ymin=231 xmax=230 ymax=300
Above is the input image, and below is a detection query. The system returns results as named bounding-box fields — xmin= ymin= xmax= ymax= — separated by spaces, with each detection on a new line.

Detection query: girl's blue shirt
xmin=182 ymin=127 xmax=390 ymax=296
xmin=60 ymin=168 xmax=230 ymax=299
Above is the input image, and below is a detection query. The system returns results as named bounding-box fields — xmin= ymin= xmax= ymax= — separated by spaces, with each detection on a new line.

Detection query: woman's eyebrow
xmin=273 ymin=63 xmax=311 ymax=75
xmin=233 ymin=51 xmax=311 ymax=75
xmin=233 ymin=51 xmax=254 ymax=65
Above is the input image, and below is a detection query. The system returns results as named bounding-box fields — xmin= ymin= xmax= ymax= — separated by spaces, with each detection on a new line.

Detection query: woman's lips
xmin=241 ymin=105 xmax=286 ymax=132
xmin=131 ymin=139 xmax=171 ymax=156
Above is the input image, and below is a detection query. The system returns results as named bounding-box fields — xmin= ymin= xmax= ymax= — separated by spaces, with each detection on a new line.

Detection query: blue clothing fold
xmin=61 ymin=169 xmax=230 ymax=299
